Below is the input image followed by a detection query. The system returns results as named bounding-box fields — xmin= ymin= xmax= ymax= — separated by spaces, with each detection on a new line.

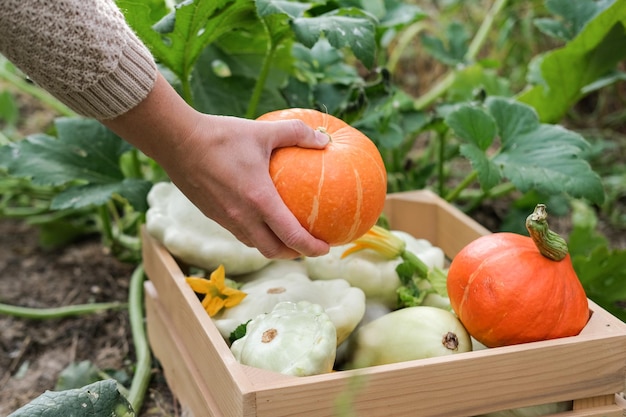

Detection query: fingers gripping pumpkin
xmin=258 ymin=109 xmax=387 ymax=246
xmin=447 ymin=204 xmax=589 ymax=348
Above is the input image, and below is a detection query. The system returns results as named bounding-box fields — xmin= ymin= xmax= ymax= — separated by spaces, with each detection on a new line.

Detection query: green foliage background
xmin=1 ymin=1 xmax=626 ymax=414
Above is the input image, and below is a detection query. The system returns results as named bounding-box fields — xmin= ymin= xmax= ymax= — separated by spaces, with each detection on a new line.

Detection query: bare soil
xmin=0 ymin=219 xmax=180 ymax=416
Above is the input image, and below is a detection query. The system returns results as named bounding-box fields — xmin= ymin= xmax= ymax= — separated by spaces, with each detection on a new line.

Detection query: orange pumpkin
xmin=257 ymin=108 xmax=387 ymax=246
xmin=446 ymin=204 xmax=589 ymax=348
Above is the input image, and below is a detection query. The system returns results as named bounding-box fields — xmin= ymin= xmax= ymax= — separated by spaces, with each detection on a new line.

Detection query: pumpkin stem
xmin=525 ymin=204 xmax=568 ymax=261
xmin=317 ymin=127 xmax=332 ymax=142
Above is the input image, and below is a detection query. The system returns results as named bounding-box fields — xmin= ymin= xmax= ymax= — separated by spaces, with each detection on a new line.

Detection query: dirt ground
xmin=0 ymin=219 xmax=180 ymax=416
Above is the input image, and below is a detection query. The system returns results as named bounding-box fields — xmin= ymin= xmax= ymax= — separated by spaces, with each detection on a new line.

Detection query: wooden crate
xmin=142 ymin=190 xmax=626 ymax=417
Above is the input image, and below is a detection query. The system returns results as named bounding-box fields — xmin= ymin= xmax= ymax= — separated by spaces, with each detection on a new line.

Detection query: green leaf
xmin=567 ymin=199 xmax=626 ymax=321
xmin=3 ymin=118 xmax=152 ymax=211
xmin=446 ymin=97 xmax=604 ymax=203
xmin=573 ymin=246 xmax=626 ymax=322
xmin=486 ymin=96 xmax=539 ymax=143
xmin=376 ymin=1 xmax=426 ymax=30
xmin=459 ymin=144 xmax=501 ymax=191
xmin=292 ymin=8 xmax=377 ymax=68
xmin=34 ymin=216 xmax=96 ymax=250
xmin=51 ymin=179 xmax=153 ymax=212
xmin=256 ymin=0 xmax=313 ymax=46
xmin=567 ymin=199 xmax=609 ymax=257
xmin=535 ymin=0 xmax=614 ymax=41
xmin=446 ymin=64 xmax=512 ymax=103
xmin=494 ymin=123 xmax=604 ymax=204
xmin=534 ymin=17 xmax=571 ymax=41
xmin=420 ymin=21 xmax=469 ymax=66
xmin=0 ymin=90 xmax=19 ymax=126
xmin=120 ymin=0 xmax=257 ymax=81
xmin=256 ymin=0 xmax=311 ymax=19
xmin=8 ymin=379 xmax=135 ymax=417
xmin=580 ymin=69 xmax=626 ymax=94
xmin=4 ymin=118 xmax=128 ymax=186
xmin=486 ymin=97 xmax=604 ymax=203
xmin=191 ymin=41 xmax=290 ymax=116
xmin=445 ymin=105 xmax=497 ymax=150
xmin=229 ymin=319 xmax=251 ymax=344
xmin=517 ymin=0 xmax=626 ymax=122
xmin=56 ymin=361 xmax=101 ymax=391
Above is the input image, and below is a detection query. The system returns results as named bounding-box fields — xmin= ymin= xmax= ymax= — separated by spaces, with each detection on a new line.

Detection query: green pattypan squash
xmin=230 ymin=301 xmax=337 ymax=376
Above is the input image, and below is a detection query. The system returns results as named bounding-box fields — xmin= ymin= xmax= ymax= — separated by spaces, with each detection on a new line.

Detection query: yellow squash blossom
xmin=341 ymin=225 xmax=406 ymax=260
xmin=186 ymin=265 xmax=247 ymax=317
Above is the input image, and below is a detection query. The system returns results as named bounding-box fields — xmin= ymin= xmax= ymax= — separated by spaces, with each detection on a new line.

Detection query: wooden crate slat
xmin=145 ymin=282 xmax=221 ymax=417
xmin=142 ymin=229 xmax=256 ymax=416
xmin=384 ymin=190 xmax=491 ymax=258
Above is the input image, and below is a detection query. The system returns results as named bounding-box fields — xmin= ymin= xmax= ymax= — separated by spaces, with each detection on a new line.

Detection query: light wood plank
xmin=145 ymin=282 xmax=220 ymax=417
xmin=142 ymin=228 xmax=256 ymax=416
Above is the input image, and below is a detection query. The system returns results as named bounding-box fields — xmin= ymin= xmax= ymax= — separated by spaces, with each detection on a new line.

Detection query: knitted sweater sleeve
xmin=0 ymin=0 xmax=157 ymax=120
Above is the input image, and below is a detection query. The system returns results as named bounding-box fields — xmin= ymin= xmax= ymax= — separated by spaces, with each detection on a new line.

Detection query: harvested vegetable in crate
xmin=447 ymin=204 xmax=590 ymax=348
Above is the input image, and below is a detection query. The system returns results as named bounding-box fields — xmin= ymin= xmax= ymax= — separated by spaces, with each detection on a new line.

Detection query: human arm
xmin=101 ymin=72 xmax=330 ymax=258
xmin=0 ymin=0 xmax=330 ymax=258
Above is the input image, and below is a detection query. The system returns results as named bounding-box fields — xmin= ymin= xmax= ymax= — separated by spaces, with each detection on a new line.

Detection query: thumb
xmin=269 ymin=119 xmax=330 ymax=150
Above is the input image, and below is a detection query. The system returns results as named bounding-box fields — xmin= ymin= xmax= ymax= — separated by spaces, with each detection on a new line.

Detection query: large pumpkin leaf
xmin=517 ymin=0 xmax=626 ymax=122
xmin=445 ymin=105 xmax=497 ymax=151
xmin=119 ymin=0 xmax=257 ymax=82
xmin=445 ymin=97 xmax=604 ymax=204
xmin=8 ymin=379 xmax=134 ymax=417
xmin=257 ymin=0 xmax=378 ymax=69
xmin=256 ymin=0 xmax=312 ymax=46
xmin=534 ymin=0 xmax=613 ymax=41
xmin=291 ymin=8 xmax=377 ymax=69
xmin=1 ymin=118 xmax=152 ymax=211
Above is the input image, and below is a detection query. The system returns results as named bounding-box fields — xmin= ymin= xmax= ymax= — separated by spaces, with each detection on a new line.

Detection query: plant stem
xmin=98 ymin=205 xmax=114 ymax=248
xmin=127 ymin=264 xmax=152 ymax=414
xmin=0 ymin=64 xmax=76 ymax=117
xmin=486 ymin=181 xmax=517 ymax=199
xmin=525 ymin=204 xmax=569 ymax=261
xmin=412 ymin=0 xmax=508 ymax=110
xmin=455 ymin=182 xmax=517 ymax=212
xmin=180 ymin=71 xmax=195 ymax=108
xmin=128 ymin=149 xmax=144 ymax=179
xmin=445 ymin=170 xmax=478 ymax=202
xmin=0 ymin=205 xmax=51 ymax=218
xmin=413 ymin=72 xmax=456 ymax=110
xmin=437 ymin=130 xmax=447 ymax=196
xmin=246 ymin=19 xmax=275 ymax=119
xmin=247 ymin=48 xmax=275 ymax=118
xmin=465 ymin=0 xmax=509 ymax=61
xmin=401 ymin=251 xmax=430 ymax=279
xmin=387 ymin=20 xmax=432 ymax=74
xmin=0 ymin=301 xmax=127 ymax=319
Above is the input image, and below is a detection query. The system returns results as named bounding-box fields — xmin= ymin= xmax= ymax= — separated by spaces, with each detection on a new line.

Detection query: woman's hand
xmin=102 ymin=73 xmax=330 ymax=259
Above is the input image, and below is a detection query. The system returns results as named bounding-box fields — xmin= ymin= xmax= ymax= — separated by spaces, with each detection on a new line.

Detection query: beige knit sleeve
xmin=0 ymin=0 xmax=157 ymax=120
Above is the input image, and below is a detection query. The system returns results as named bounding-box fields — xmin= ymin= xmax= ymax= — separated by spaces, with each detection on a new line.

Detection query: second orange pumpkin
xmin=258 ymin=108 xmax=387 ymax=246
xmin=446 ymin=205 xmax=590 ymax=348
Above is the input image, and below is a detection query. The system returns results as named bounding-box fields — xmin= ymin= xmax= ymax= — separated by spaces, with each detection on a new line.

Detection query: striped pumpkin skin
xmin=258 ymin=108 xmax=387 ymax=246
